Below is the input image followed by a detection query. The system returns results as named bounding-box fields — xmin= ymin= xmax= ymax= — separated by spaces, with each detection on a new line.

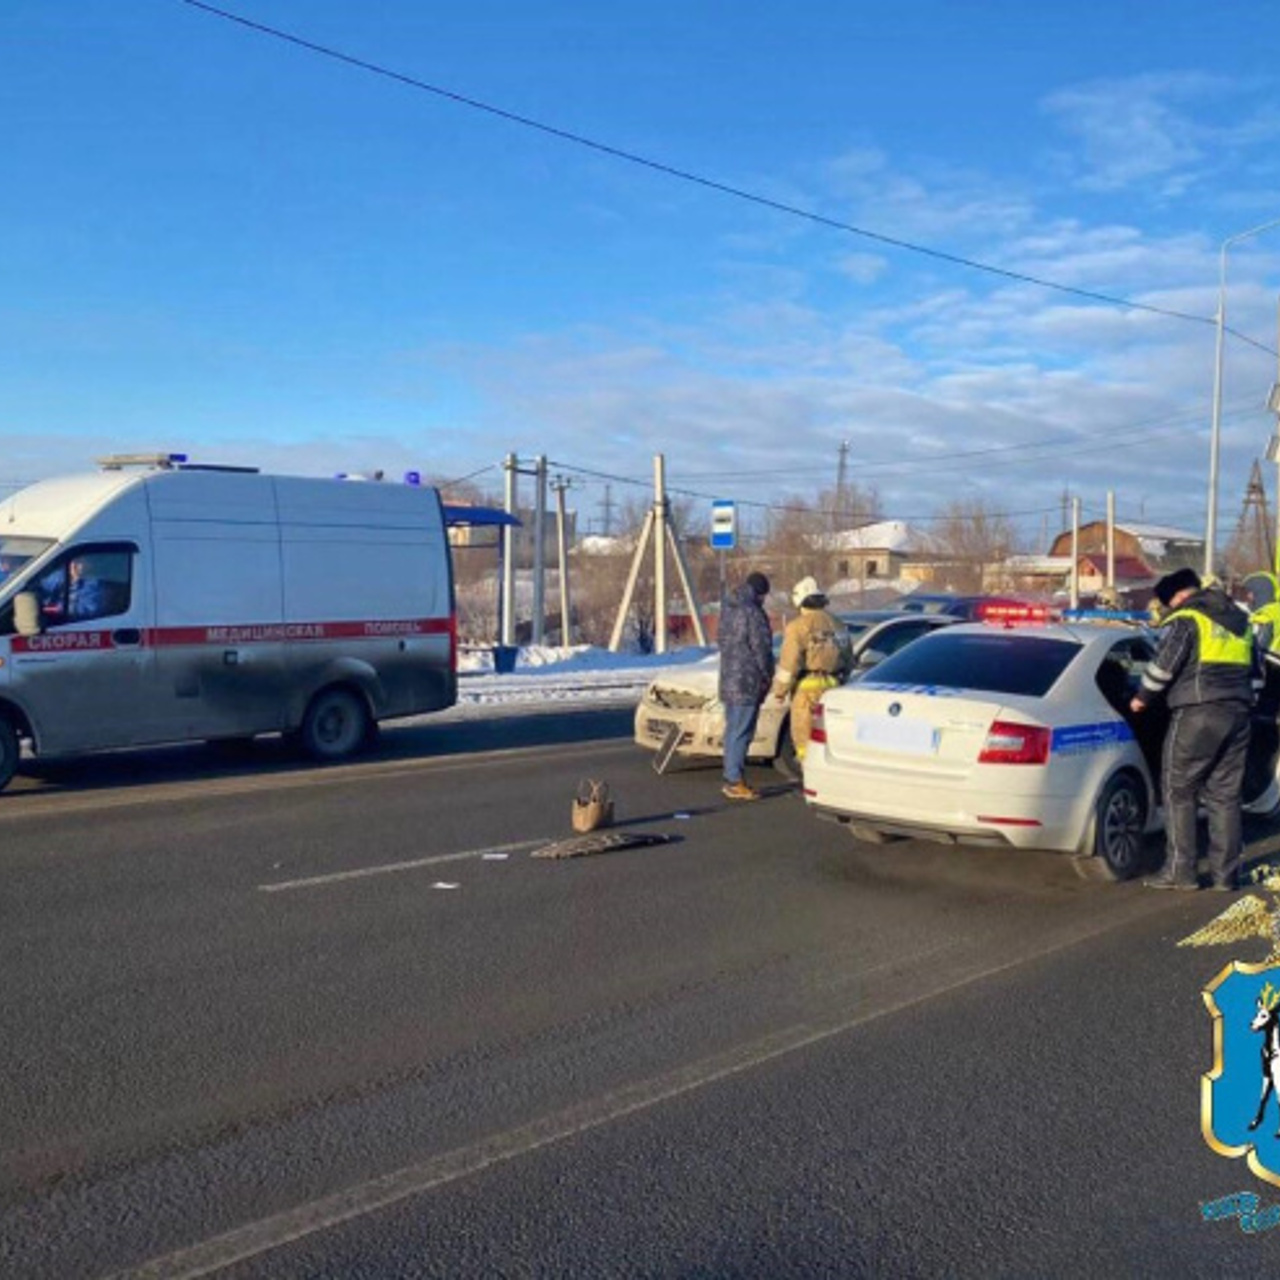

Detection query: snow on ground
xmin=440 ymin=643 xmax=713 ymax=720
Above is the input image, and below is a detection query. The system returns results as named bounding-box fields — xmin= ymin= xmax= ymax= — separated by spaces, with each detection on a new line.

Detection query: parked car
xmin=633 ymin=614 xmax=956 ymax=767
xmin=802 ymin=617 xmax=1280 ymax=880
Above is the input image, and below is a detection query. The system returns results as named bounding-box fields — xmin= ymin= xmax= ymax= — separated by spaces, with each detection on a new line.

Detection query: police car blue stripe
xmin=1050 ymin=720 xmax=1135 ymax=753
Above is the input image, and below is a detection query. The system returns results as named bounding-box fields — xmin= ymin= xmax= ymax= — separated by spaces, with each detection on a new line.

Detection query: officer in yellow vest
xmin=1130 ymin=567 xmax=1256 ymax=891
xmin=1245 ymin=570 xmax=1280 ymax=712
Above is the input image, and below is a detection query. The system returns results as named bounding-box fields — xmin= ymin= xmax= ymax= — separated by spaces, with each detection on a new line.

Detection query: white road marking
xmin=257 ymin=839 xmax=547 ymax=892
xmin=104 ymin=913 xmax=1148 ymax=1280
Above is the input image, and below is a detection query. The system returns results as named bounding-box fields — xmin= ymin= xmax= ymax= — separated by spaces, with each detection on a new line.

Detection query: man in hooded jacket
xmin=718 ymin=572 xmax=775 ymax=800
xmin=1130 ymin=567 xmax=1255 ymax=891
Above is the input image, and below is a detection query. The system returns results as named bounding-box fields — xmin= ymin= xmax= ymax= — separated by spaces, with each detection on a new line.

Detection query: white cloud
xmin=1042 ymin=71 xmax=1280 ymax=196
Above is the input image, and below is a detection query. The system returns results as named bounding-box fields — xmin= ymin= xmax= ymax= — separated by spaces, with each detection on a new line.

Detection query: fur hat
xmin=791 ymin=576 xmax=826 ymax=608
xmin=1154 ymin=567 xmax=1201 ymax=607
xmin=745 ymin=571 xmax=770 ymax=598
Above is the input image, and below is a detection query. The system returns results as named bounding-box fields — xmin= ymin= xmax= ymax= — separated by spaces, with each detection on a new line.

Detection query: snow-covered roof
xmin=574 ymin=534 xmax=632 ymax=555
xmin=1002 ymin=555 xmax=1073 ymax=574
xmin=1114 ymin=521 xmax=1202 ymax=543
xmin=817 ymin=519 xmax=943 ymax=555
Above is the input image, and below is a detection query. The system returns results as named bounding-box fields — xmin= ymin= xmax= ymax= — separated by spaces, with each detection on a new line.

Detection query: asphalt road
xmin=1 ymin=712 xmax=1278 ymax=1278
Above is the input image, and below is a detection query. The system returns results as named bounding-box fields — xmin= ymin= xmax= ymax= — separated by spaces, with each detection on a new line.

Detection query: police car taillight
xmin=977 ymin=720 xmax=1050 ymax=765
xmin=977 ymin=603 xmax=1053 ymax=626
xmin=810 ymin=701 xmax=827 ymax=744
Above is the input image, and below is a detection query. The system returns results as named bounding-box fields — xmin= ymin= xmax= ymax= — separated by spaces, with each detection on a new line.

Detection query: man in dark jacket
xmin=718 ymin=571 xmax=775 ymax=800
xmin=1130 ymin=567 xmax=1255 ymax=891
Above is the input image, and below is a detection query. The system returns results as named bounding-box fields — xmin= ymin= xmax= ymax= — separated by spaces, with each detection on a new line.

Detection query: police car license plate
xmin=855 ymin=715 xmax=937 ymax=755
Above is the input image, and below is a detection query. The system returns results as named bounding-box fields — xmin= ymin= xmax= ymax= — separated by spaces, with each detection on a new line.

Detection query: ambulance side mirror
xmin=14 ymin=591 xmax=41 ymax=637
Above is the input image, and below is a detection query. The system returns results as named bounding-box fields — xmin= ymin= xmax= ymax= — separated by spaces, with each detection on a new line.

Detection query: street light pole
xmin=1205 ymin=216 xmax=1280 ymax=576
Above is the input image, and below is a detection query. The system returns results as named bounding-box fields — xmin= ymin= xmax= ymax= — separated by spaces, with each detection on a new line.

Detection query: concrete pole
xmin=653 ymin=454 xmax=669 ymax=655
xmin=1070 ymin=496 xmax=1081 ymax=610
xmin=1106 ymin=491 xmax=1116 ymax=593
xmin=554 ymin=477 xmax=571 ymax=643
xmin=532 ymin=455 xmax=547 ymax=646
xmin=501 ymin=452 xmax=517 ymax=647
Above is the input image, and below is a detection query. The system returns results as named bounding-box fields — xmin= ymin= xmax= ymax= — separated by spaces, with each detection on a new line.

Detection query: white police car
xmin=802 ymin=610 xmax=1279 ymax=880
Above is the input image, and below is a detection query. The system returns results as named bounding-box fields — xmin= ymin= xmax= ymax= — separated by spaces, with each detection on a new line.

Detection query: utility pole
xmin=1106 ymin=490 xmax=1116 ymax=595
xmin=609 ymin=453 xmax=707 ymax=653
xmin=836 ymin=439 xmax=851 ymax=525
xmin=551 ymin=475 xmax=573 ymax=643
xmin=500 ymin=453 xmax=518 ymax=647
xmin=1070 ymin=497 xmax=1081 ymax=609
xmin=532 ymin=455 xmax=547 ymax=646
xmin=499 ymin=453 xmax=548 ymax=649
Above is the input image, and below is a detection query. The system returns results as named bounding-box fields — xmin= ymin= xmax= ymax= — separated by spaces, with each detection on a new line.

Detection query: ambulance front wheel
xmin=299 ymin=687 xmax=371 ymax=762
xmin=0 ymin=714 xmax=18 ymax=792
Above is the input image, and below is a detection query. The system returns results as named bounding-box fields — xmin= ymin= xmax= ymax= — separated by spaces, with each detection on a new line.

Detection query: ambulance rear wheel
xmin=0 ymin=715 xmax=17 ymax=792
xmin=300 ymin=688 xmax=370 ymax=762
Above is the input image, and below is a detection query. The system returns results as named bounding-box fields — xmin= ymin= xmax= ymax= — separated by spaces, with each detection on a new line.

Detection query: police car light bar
xmin=977 ymin=603 xmax=1054 ymax=625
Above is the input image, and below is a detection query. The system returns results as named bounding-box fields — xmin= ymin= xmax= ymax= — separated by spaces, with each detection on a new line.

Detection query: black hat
xmin=746 ymin=571 xmax=770 ymax=597
xmin=1154 ymin=567 xmax=1200 ymax=607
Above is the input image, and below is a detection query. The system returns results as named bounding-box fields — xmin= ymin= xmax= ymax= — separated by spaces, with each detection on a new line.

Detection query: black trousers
xmin=1161 ymin=701 xmax=1252 ymax=884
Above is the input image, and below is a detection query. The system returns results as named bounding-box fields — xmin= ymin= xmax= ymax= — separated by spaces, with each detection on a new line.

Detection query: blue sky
xmin=5 ymin=0 xmax=1280 ymax=551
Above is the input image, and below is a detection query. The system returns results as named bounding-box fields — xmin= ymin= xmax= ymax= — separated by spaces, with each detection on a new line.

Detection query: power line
xmin=180 ymin=1 xmax=1278 ymax=354
xmin=438 ymin=463 xmax=497 ymax=490
xmin=675 ymin=399 xmax=1237 ymax=481
xmin=548 ymin=397 xmax=1253 ymax=499
xmin=545 ymin=459 xmax=1060 ymax=524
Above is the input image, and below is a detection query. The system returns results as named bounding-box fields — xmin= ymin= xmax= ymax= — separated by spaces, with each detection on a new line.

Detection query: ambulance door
xmin=9 ymin=542 xmax=155 ymax=753
xmin=147 ymin=487 xmax=285 ymax=742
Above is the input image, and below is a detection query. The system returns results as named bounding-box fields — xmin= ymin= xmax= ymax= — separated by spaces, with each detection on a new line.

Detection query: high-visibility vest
xmin=1250 ymin=600 xmax=1280 ymax=655
xmin=1164 ymin=607 xmax=1254 ymax=667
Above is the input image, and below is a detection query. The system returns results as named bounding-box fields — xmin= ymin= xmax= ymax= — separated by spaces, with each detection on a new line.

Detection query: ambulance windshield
xmin=0 ymin=537 xmax=55 ymax=590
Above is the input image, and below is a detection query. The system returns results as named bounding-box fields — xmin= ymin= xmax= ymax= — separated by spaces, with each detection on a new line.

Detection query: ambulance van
xmin=0 ymin=455 xmax=457 ymax=791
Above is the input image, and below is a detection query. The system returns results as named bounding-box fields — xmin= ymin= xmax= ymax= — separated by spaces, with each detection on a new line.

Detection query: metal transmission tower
xmin=1233 ymin=458 xmax=1274 ymax=572
xmin=600 ymin=483 xmax=615 ymax=537
xmin=835 ymin=439 xmax=851 ymax=525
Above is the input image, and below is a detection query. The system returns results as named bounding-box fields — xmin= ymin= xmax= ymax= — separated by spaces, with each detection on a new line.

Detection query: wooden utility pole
xmin=609 ymin=453 xmax=707 ymax=652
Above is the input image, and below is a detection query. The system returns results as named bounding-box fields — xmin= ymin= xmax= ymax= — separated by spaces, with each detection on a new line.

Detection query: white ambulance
xmin=0 ymin=455 xmax=457 ymax=791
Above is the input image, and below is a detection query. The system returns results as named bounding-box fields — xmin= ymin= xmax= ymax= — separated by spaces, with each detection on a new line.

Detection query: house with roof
xmin=815 ymin=519 xmax=947 ymax=588
xmin=1047 ymin=520 xmax=1202 ymax=571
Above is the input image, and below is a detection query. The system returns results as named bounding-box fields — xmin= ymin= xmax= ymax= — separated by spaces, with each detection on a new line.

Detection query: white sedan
xmin=802 ymin=618 xmax=1279 ymax=880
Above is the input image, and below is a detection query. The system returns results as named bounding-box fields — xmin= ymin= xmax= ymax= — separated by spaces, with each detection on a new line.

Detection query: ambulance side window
xmin=40 ymin=545 xmax=136 ymax=627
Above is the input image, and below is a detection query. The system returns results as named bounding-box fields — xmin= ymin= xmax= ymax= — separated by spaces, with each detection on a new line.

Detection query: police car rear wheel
xmin=0 ymin=715 xmax=17 ymax=792
xmin=1093 ymin=772 xmax=1147 ymax=880
xmin=300 ymin=688 xmax=370 ymax=762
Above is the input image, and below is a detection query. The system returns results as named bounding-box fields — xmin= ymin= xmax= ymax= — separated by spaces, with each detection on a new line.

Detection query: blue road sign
xmin=711 ymin=499 xmax=736 ymax=550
